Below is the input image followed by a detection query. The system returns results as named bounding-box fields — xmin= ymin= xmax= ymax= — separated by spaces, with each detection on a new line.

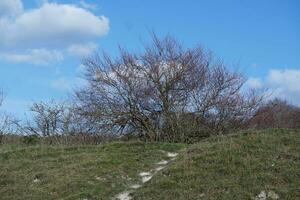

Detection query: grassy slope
xmin=0 ymin=142 xmax=185 ymax=200
xmin=1 ymin=129 xmax=299 ymax=200
xmin=133 ymin=129 xmax=300 ymax=199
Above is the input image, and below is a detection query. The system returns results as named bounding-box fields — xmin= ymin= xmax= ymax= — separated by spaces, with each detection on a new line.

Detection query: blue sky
xmin=0 ymin=0 xmax=299 ymax=118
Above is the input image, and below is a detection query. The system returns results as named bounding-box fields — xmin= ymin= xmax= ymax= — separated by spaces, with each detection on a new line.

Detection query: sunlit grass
xmin=133 ymin=129 xmax=300 ymax=199
xmin=0 ymin=142 xmax=185 ymax=200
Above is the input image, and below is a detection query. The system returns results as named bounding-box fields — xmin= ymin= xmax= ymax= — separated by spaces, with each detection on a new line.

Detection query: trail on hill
xmin=115 ymin=151 xmax=178 ymax=200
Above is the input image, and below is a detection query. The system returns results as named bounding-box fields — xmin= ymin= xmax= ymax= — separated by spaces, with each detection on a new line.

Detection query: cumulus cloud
xmin=0 ymin=49 xmax=63 ymax=65
xmin=0 ymin=1 xmax=109 ymax=65
xmin=0 ymin=0 xmax=23 ymax=17
xmin=246 ymin=77 xmax=263 ymax=89
xmin=0 ymin=2 xmax=109 ymax=48
xmin=79 ymin=0 xmax=97 ymax=10
xmin=267 ymin=69 xmax=300 ymax=92
xmin=68 ymin=42 xmax=98 ymax=57
xmin=249 ymin=69 xmax=300 ymax=105
xmin=35 ymin=0 xmax=49 ymax=6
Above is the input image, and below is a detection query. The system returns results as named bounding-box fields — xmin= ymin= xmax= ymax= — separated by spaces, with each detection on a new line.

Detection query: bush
xmin=22 ymin=135 xmax=39 ymax=145
xmin=249 ymin=98 xmax=300 ymax=129
xmin=75 ymin=34 xmax=263 ymax=142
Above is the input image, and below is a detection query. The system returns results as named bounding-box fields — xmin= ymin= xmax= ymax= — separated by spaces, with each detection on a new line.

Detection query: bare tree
xmin=25 ymin=100 xmax=71 ymax=136
xmin=75 ymin=34 xmax=264 ymax=142
xmin=248 ymin=98 xmax=300 ymax=129
xmin=0 ymin=89 xmax=21 ymax=143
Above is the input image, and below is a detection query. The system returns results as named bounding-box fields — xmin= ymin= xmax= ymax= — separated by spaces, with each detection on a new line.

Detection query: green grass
xmin=0 ymin=141 xmax=185 ymax=200
xmin=133 ymin=129 xmax=300 ymax=199
xmin=1 ymin=129 xmax=299 ymax=200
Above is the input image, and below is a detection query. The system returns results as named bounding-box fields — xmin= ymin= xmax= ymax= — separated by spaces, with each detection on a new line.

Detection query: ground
xmin=0 ymin=129 xmax=299 ymax=200
xmin=0 ymin=142 xmax=185 ymax=200
xmin=133 ymin=129 xmax=300 ymax=200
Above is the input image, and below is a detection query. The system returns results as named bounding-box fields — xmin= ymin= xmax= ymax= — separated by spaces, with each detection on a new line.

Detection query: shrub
xmin=23 ymin=135 xmax=39 ymax=145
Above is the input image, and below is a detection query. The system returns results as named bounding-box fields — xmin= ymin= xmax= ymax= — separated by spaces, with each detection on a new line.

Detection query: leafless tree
xmin=75 ymin=34 xmax=264 ymax=142
xmin=24 ymin=100 xmax=71 ymax=136
xmin=248 ymin=98 xmax=300 ymax=129
xmin=0 ymin=89 xmax=21 ymax=143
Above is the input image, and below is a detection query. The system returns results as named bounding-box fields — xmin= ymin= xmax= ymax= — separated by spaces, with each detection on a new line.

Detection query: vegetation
xmin=0 ymin=34 xmax=299 ymax=200
xmin=133 ymin=129 xmax=300 ymax=200
xmin=0 ymin=129 xmax=299 ymax=199
xmin=0 ymin=142 xmax=185 ymax=200
xmin=0 ymin=90 xmax=20 ymax=143
xmin=75 ymin=34 xmax=263 ymax=142
xmin=1 ymin=34 xmax=299 ymax=144
xmin=249 ymin=98 xmax=300 ymax=129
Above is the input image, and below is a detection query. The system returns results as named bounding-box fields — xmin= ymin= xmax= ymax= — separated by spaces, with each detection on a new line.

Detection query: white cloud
xmin=249 ymin=69 xmax=300 ymax=105
xmin=0 ymin=2 xmax=109 ymax=49
xmin=246 ymin=77 xmax=263 ymax=89
xmin=267 ymin=69 xmax=300 ymax=92
xmin=68 ymin=42 xmax=98 ymax=57
xmin=0 ymin=0 xmax=23 ymax=17
xmin=0 ymin=49 xmax=63 ymax=65
xmin=35 ymin=0 xmax=49 ymax=6
xmin=79 ymin=0 xmax=97 ymax=10
xmin=266 ymin=69 xmax=300 ymax=105
xmin=0 ymin=1 xmax=109 ymax=65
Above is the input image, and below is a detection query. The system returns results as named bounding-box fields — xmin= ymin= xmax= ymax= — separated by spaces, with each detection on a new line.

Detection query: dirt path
xmin=115 ymin=152 xmax=178 ymax=200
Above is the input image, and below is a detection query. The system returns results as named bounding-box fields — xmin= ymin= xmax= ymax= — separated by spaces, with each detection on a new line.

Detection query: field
xmin=1 ymin=129 xmax=299 ymax=200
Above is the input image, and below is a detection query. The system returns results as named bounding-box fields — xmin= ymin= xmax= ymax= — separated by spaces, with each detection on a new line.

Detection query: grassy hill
xmin=0 ymin=142 xmax=185 ymax=200
xmin=133 ymin=129 xmax=300 ymax=200
xmin=0 ymin=129 xmax=299 ymax=200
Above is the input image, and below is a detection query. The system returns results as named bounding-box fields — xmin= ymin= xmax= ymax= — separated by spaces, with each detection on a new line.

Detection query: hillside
xmin=0 ymin=142 xmax=185 ymax=200
xmin=133 ymin=129 xmax=300 ymax=199
xmin=0 ymin=129 xmax=299 ymax=200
